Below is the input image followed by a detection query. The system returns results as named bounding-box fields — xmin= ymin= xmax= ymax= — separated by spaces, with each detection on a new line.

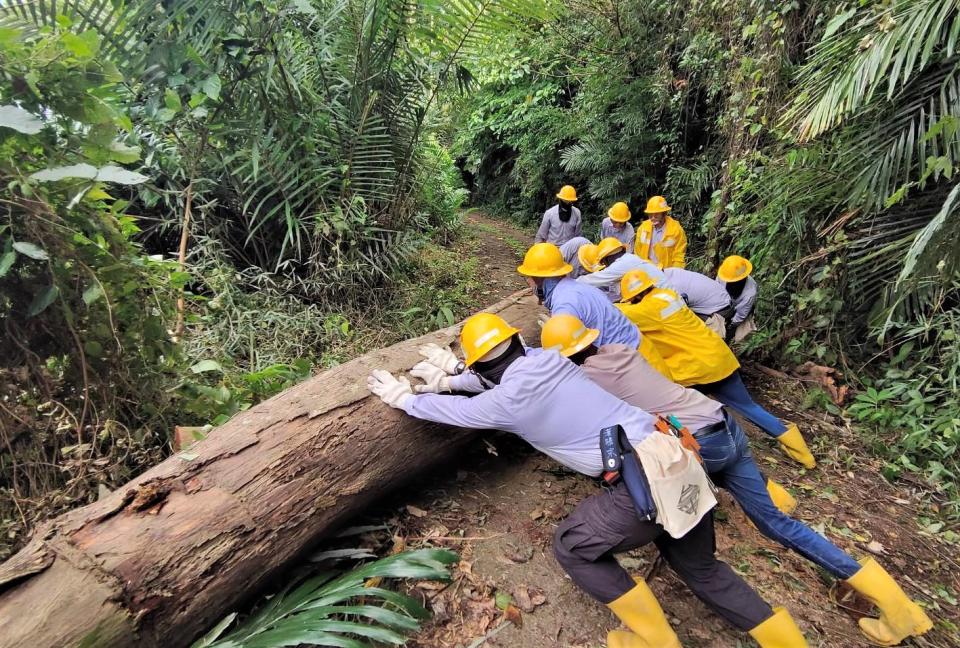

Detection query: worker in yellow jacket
xmin=615 ymin=268 xmax=817 ymax=470
xmin=634 ymin=195 xmax=687 ymax=268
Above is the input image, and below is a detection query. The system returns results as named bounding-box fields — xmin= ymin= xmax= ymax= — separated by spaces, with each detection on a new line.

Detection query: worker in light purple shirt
xmin=662 ymin=267 xmax=733 ymax=336
xmin=366 ymin=312 xmax=780 ymax=648
xmin=716 ymin=255 xmax=760 ymax=343
xmin=558 ymin=236 xmax=591 ymax=278
xmin=577 ymin=238 xmax=665 ymax=302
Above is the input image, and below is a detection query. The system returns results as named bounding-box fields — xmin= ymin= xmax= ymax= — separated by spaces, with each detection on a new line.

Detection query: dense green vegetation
xmin=1 ymin=0 xmax=958 ymax=564
xmin=453 ymin=0 xmax=960 ymax=517
xmin=0 ymin=0 xmax=548 ymax=555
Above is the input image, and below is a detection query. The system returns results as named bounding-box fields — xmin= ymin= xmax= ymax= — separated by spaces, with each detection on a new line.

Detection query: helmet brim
xmin=517 ymin=262 xmax=574 ymax=278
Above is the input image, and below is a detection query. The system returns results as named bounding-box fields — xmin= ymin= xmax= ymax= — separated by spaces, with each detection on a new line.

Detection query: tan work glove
xmin=367 ymin=370 xmax=413 ymax=409
xmin=417 ymin=343 xmax=461 ymax=375
xmin=410 ymin=361 xmax=451 ymax=393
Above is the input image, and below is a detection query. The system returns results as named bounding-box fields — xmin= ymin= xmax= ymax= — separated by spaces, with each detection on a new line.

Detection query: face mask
xmin=726 ymin=279 xmax=746 ymax=299
xmin=536 ymin=284 xmax=546 ymax=303
xmin=558 ymin=202 xmax=572 ymax=222
xmin=473 ymin=336 xmax=525 ymax=386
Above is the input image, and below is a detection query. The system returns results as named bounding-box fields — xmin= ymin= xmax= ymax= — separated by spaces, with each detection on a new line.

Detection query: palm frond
xmin=785 ymin=0 xmax=960 ymax=141
xmin=194 ymin=549 xmax=458 ymax=648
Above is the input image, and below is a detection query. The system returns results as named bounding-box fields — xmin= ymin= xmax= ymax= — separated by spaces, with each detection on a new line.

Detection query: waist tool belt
xmin=600 ymin=424 xmax=657 ymax=520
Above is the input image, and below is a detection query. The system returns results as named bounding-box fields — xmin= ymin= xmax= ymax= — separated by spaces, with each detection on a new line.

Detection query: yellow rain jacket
xmin=638 ymin=334 xmax=674 ymax=382
xmin=617 ymin=287 xmax=738 ymax=386
xmin=635 ymin=216 xmax=687 ymax=269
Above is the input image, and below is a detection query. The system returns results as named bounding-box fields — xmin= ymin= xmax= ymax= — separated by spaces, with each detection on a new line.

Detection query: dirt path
xmin=338 ymin=211 xmax=960 ymax=647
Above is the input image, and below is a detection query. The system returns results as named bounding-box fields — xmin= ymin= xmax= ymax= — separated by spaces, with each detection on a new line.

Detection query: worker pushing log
xmin=0 ymin=292 xmax=542 ymax=648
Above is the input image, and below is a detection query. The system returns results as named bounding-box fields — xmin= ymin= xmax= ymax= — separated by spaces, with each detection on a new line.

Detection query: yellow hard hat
xmin=460 ymin=312 xmax=520 ymax=366
xmin=596 ymin=237 xmax=626 ymax=263
xmin=577 ymin=243 xmax=603 ymax=273
xmin=717 ymin=255 xmax=753 ymax=282
xmin=517 ymin=243 xmax=573 ymax=277
xmin=556 ymin=185 xmax=578 ymax=202
xmin=644 ymin=195 xmax=671 ymax=214
xmin=620 ymin=268 xmax=658 ymax=302
xmin=608 ymin=201 xmax=631 ymax=223
xmin=541 ymin=314 xmax=600 ymax=357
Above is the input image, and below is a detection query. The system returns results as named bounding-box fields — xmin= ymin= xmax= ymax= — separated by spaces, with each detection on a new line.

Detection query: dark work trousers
xmin=553 ymin=480 xmax=773 ymax=631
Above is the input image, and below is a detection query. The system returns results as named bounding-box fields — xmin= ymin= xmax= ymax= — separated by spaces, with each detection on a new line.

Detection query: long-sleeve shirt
xmin=716 ymin=276 xmax=758 ymax=325
xmin=581 ymin=344 xmax=723 ymax=434
xmin=663 ymin=268 xmax=731 ymax=316
xmin=617 ymin=287 xmax=739 ymax=386
xmin=536 ymin=205 xmax=582 ymax=245
xmin=404 ymin=349 xmax=656 ymax=476
xmin=576 ymin=253 xmax=666 ymax=302
xmin=600 ymin=218 xmax=635 ymax=248
xmin=559 ymin=236 xmax=591 ymax=278
xmin=544 ymin=277 xmax=640 ymax=349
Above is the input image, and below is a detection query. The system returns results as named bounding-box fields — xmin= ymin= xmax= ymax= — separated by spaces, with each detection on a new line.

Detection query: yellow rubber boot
xmin=607 ymin=580 xmax=682 ymax=648
xmin=846 ymin=558 xmax=933 ymax=645
xmin=748 ymin=607 xmax=809 ymax=647
xmin=776 ymin=424 xmax=816 ymax=469
xmin=766 ymin=479 xmax=797 ymax=515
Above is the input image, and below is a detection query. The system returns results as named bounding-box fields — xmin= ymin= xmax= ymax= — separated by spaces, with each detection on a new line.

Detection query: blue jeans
xmin=694 ymin=371 xmax=787 ymax=437
xmin=697 ymin=413 xmax=860 ymax=579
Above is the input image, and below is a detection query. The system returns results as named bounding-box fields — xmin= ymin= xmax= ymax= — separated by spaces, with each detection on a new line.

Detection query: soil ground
xmin=334 ymin=210 xmax=960 ymax=648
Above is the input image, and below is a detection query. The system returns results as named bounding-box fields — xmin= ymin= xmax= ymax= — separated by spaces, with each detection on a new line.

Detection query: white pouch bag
xmin=634 ymin=432 xmax=717 ymax=538
xmin=734 ymin=315 xmax=758 ymax=343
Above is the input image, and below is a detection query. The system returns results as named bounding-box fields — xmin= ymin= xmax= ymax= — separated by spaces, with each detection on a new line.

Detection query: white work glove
xmin=410 ymin=361 xmax=452 ymax=393
xmin=537 ymin=313 xmax=549 ymax=328
xmin=367 ymin=370 xmax=413 ymax=409
xmin=417 ymin=343 xmax=461 ymax=375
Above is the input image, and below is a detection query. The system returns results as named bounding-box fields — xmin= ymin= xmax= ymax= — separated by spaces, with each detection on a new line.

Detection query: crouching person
xmin=542 ymin=314 xmax=933 ymax=647
xmin=367 ymin=312 xmax=806 ymax=647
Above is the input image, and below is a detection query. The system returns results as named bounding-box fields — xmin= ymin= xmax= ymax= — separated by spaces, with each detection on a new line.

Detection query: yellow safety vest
xmin=634 ymin=216 xmax=687 ymax=269
xmin=617 ymin=288 xmax=739 ymax=386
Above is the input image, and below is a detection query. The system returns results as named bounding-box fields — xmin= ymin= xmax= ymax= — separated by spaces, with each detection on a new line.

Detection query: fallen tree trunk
xmin=0 ymin=290 xmax=541 ymax=648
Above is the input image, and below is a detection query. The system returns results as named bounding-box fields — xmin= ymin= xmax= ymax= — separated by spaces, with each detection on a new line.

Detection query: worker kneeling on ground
xmin=601 ymin=201 xmax=636 ymax=247
xmin=616 ymin=268 xmax=817 ymax=470
xmin=367 ymin=313 xmax=805 ymax=647
xmin=541 ymin=314 xmax=934 ymax=647
xmin=577 ymin=236 xmax=664 ymax=302
xmin=518 ymin=242 xmax=672 ymax=380
xmin=716 ymin=254 xmax=758 ymax=344
xmin=635 ymin=195 xmax=686 ymax=269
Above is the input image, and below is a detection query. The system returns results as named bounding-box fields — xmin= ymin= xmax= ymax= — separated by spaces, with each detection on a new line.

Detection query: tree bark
xmin=0 ymin=290 xmax=542 ymax=648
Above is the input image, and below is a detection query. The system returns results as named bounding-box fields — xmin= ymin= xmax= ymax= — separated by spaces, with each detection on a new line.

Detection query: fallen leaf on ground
xmin=406 ymin=504 xmax=428 ymax=518
xmin=529 ymin=508 xmax=545 ymax=520
xmin=503 ymin=603 xmax=523 ymax=628
xmin=504 ymin=542 xmax=534 ymax=563
xmin=865 ymin=540 xmax=885 ymax=555
xmin=494 ymin=590 xmax=513 ymax=610
xmin=513 ymin=584 xmax=548 ymax=613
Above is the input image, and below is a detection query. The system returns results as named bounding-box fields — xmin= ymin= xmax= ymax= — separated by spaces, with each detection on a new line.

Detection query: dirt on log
xmin=0 ymin=290 xmax=542 ymax=648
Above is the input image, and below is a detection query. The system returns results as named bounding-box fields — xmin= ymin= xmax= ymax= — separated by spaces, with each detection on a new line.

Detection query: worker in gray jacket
xmin=558 ymin=236 xmax=591 ymax=278
xmin=716 ymin=255 xmax=759 ymax=343
xmin=367 ymin=311 xmax=794 ymax=648
xmin=577 ymin=237 xmax=664 ymax=302
xmin=535 ymin=184 xmax=582 ymax=245
xmin=662 ymin=267 xmax=733 ymax=337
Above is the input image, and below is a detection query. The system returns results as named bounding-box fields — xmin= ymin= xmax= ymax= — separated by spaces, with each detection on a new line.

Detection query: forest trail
xmin=335 ymin=211 xmax=960 ymax=648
